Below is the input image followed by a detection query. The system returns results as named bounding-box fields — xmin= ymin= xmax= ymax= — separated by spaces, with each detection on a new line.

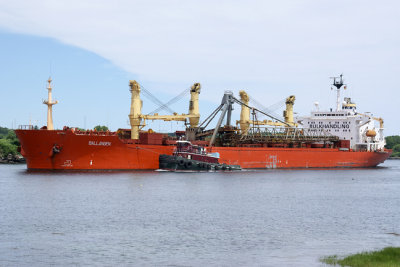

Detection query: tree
xmin=385 ymin=135 xmax=400 ymax=149
xmin=94 ymin=125 xmax=109 ymax=131
xmin=0 ymin=126 xmax=9 ymax=139
xmin=6 ymin=130 xmax=20 ymax=146
xmin=394 ymin=144 xmax=400 ymax=152
xmin=0 ymin=127 xmax=20 ymax=157
xmin=0 ymin=139 xmax=17 ymax=157
xmin=392 ymin=144 xmax=400 ymax=157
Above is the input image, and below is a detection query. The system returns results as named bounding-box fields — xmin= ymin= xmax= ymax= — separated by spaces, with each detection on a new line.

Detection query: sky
xmin=0 ymin=0 xmax=399 ymax=134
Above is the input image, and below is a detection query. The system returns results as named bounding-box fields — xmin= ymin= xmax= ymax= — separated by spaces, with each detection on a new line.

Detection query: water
xmin=1 ymin=161 xmax=400 ymax=266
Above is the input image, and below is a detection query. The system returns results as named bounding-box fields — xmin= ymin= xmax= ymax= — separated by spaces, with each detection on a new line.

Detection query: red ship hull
xmin=15 ymin=129 xmax=391 ymax=170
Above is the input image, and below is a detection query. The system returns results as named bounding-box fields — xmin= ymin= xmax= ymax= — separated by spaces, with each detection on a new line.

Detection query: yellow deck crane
xmin=128 ymin=80 xmax=201 ymax=140
xmin=236 ymin=91 xmax=297 ymax=135
xmin=356 ymin=112 xmax=384 ymax=138
xmin=356 ymin=112 xmax=384 ymax=128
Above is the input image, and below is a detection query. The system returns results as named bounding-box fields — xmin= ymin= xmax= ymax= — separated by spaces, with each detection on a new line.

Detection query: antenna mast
xmin=330 ymin=74 xmax=346 ymax=112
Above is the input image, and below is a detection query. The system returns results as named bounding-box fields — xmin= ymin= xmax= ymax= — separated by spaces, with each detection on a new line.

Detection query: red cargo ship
xmin=15 ymin=75 xmax=391 ymax=170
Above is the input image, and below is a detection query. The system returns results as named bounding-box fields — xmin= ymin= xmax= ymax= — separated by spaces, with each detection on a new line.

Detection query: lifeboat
xmin=366 ymin=129 xmax=377 ymax=137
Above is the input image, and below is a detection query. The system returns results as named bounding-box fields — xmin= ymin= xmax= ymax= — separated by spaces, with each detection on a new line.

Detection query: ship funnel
xmin=128 ymin=80 xmax=142 ymax=139
xmin=42 ymin=77 xmax=58 ymax=130
xmin=188 ymin=83 xmax=201 ymax=128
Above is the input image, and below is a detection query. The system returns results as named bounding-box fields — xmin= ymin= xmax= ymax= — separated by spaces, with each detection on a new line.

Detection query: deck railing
xmin=18 ymin=125 xmax=35 ymax=130
xmin=238 ymin=127 xmax=339 ymax=143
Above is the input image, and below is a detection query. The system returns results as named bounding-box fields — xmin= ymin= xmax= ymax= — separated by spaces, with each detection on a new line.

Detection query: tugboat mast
xmin=43 ymin=77 xmax=58 ymax=130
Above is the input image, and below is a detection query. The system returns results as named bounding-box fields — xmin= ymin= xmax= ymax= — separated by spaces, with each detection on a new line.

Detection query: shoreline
xmin=0 ymin=160 xmax=26 ymax=165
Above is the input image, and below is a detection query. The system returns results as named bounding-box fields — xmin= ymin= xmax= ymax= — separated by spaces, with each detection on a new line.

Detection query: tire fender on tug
xmin=184 ymin=161 xmax=193 ymax=169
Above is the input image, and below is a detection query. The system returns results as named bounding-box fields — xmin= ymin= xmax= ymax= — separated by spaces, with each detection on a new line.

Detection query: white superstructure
xmin=296 ymin=75 xmax=385 ymax=152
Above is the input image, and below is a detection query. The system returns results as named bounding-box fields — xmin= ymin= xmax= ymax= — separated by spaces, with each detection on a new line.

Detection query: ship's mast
xmin=42 ymin=77 xmax=58 ymax=130
xmin=330 ymin=74 xmax=346 ymax=112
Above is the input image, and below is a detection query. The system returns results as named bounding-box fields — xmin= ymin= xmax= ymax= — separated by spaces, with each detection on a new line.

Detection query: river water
xmin=1 ymin=161 xmax=399 ymax=266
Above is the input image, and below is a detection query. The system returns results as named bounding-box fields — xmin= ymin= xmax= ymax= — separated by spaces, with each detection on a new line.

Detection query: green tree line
xmin=385 ymin=135 xmax=400 ymax=157
xmin=94 ymin=125 xmax=109 ymax=131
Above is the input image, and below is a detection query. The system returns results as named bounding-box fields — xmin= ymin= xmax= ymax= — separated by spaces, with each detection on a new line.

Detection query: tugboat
xmin=159 ymin=140 xmax=241 ymax=171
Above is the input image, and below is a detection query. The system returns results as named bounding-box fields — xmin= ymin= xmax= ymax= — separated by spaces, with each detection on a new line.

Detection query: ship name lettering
xmin=309 ymin=123 xmax=350 ymax=129
xmin=88 ymin=141 xmax=112 ymax=146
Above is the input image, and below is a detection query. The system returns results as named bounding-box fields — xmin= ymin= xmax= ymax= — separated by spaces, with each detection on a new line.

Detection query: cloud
xmin=0 ymin=0 xmax=399 ymax=133
xmin=1 ymin=0 xmax=398 ymax=82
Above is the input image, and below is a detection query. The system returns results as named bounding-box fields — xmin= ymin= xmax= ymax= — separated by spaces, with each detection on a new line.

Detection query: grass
xmin=321 ymin=247 xmax=400 ymax=267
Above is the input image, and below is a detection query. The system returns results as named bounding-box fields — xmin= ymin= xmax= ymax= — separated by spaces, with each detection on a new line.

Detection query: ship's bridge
xmin=297 ymin=108 xmax=384 ymax=152
xmin=296 ymin=76 xmax=385 ymax=152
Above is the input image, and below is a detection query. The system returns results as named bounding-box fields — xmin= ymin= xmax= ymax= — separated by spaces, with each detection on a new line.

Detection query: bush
xmin=321 ymin=247 xmax=400 ymax=267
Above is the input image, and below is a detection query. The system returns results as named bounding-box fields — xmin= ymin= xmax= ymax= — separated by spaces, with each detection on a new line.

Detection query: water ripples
xmin=1 ymin=161 xmax=400 ymax=266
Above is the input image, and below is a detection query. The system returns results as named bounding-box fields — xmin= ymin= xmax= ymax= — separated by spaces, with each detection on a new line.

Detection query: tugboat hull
xmin=159 ymin=154 xmax=241 ymax=171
